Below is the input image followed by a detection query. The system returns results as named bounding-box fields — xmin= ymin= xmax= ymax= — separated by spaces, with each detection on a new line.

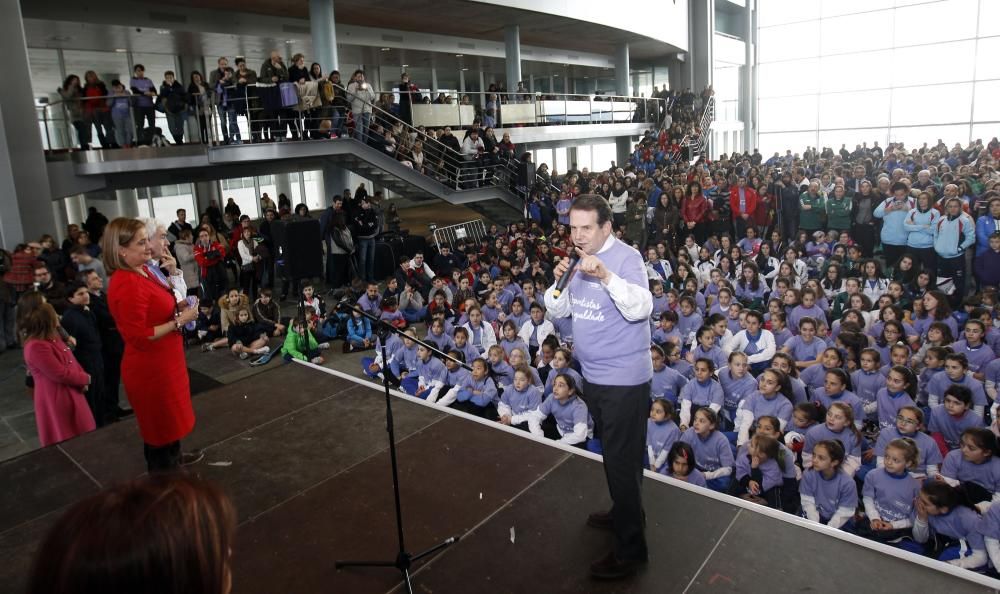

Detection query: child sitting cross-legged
xmin=527 ymin=372 xmax=593 ymax=446
xmin=281 ymin=316 xmax=329 ymax=365
xmin=225 ymin=307 xmax=271 ymax=360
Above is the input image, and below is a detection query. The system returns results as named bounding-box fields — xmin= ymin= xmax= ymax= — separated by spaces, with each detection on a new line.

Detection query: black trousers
xmin=581 ymin=379 xmax=651 ymax=562
xmin=852 ymin=223 xmax=876 ymax=258
xmin=144 ymin=440 xmax=181 ymax=473
xmin=882 ymin=243 xmax=907 ymax=270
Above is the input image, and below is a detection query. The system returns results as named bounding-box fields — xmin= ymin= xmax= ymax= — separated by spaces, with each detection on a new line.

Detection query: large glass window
xmin=220 ymin=177 xmax=260 ymax=219
xmin=757 ymin=0 xmax=998 ymax=153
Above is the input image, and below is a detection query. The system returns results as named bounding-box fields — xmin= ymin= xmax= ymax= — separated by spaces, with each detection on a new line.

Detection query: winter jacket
xmin=798 ymin=190 xmax=826 ymax=230
xmin=825 ymin=194 xmax=852 ymax=230
xmin=346 ymin=80 xmax=377 ymax=114
xmin=902 ymin=208 xmax=940 ymax=249
xmin=282 ymin=329 xmax=319 ymax=361
xmin=729 ymin=186 xmax=759 ymax=219
xmin=874 ymin=196 xmax=915 ymax=247
xmin=933 ymin=213 xmax=976 ymax=259
xmin=681 ymin=194 xmax=710 ymax=225
xmin=975 ymin=249 xmax=1000 ymax=288
xmin=259 ymin=59 xmax=289 ymax=84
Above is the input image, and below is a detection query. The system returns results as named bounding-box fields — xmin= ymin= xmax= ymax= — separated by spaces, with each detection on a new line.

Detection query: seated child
xmin=937 ymin=428 xmax=1000 ymax=513
xmin=451 ymin=358 xmax=499 ymax=420
xmin=680 ymin=408 xmax=734 ymax=492
xmin=527 ymin=373 xmax=593 ymax=446
xmin=487 ymin=344 xmax=514 ymax=388
xmin=800 ymin=440 xmax=858 ymax=530
xmin=909 ymin=482 xmax=988 ymax=569
xmin=225 ymin=307 xmax=271 ymax=360
xmin=733 ymin=434 xmax=785 ymax=509
xmin=281 ymin=316 xmax=326 ymax=364
xmin=650 ymin=344 xmax=688 ymax=406
xmin=646 ymin=399 xmax=681 ymax=474
xmin=860 ymin=437 xmax=921 ymax=542
xmin=431 ymin=350 xmax=472 ymax=406
xmin=666 ymin=440 xmax=707 ymax=488
xmin=497 ymin=364 xmax=543 ymax=430
xmin=252 ymin=289 xmax=286 ymax=337
xmin=344 ymin=309 xmax=374 ymax=353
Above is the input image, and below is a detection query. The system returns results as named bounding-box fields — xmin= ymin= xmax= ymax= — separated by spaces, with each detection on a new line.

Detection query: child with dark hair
xmin=666 ymin=441 xmax=707 ymax=487
xmin=645 ymin=399 xmax=680 ymax=474
xmin=432 ymin=350 xmax=471 ymax=407
xmin=909 ymin=482 xmax=988 ymax=569
xmin=928 ymin=384 xmax=983 ymax=453
xmin=938 ymin=428 xmax=1000 ymax=513
xmin=680 ymin=407 xmax=734 ymax=492
xmin=527 ymin=373 xmax=592 ymax=446
xmin=800 ymin=439 xmax=857 ymax=530
xmin=734 ymin=434 xmax=785 ymax=509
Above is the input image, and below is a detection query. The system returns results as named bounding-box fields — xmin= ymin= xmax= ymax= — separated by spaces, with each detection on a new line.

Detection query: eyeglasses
xmin=895 ymin=415 xmax=919 ymax=426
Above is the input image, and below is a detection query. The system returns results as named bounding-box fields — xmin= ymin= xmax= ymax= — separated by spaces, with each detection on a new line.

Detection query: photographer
xmin=346 ymin=69 xmax=376 ymax=141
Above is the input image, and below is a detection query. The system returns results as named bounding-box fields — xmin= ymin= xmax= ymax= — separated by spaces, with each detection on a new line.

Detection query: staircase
xmin=675 ymin=96 xmax=715 ymax=162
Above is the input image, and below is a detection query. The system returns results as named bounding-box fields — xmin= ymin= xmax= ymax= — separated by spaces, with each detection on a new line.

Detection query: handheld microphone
xmin=552 ymin=252 xmax=580 ymax=299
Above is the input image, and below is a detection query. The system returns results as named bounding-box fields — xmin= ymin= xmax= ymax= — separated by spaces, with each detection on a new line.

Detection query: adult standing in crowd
xmin=874 ymin=180 xmax=915 ymax=269
xmin=544 ymin=194 xmax=653 ymax=579
xmin=681 ymin=180 xmax=710 ymax=244
xmin=352 ymin=195 xmax=380 ymax=284
xmin=102 ymin=218 xmax=201 ymax=472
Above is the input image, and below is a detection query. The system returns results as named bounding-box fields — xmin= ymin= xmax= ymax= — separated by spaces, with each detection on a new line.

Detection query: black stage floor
xmin=1 ymin=364 xmax=996 ymax=593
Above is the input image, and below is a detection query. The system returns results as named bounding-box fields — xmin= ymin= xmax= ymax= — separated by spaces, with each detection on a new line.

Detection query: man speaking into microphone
xmin=544 ymin=194 xmax=653 ymax=579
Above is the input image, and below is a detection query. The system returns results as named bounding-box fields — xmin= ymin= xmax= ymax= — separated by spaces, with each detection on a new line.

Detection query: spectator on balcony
xmin=328 ymin=70 xmax=350 ymax=138
xmin=128 ymin=64 xmax=156 ymax=134
xmin=498 ymin=131 xmax=515 ymax=162
xmin=58 ymin=75 xmax=89 ymax=150
xmin=188 ymin=71 xmax=213 ymax=144
xmin=233 ymin=57 xmax=258 ymax=142
xmin=460 ymin=128 xmax=485 ymax=189
xmin=159 ymin=71 xmax=188 ymax=144
xmin=108 ymin=80 xmax=134 ymax=148
xmin=259 ymin=51 xmax=290 ymax=141
xmin=212 ymin=66 xmax=242 ymax=144
xmin=82 ymin=71 xmax=114 ymax=149
xmin=347 ymin=69 xmax=376 ymax=142
xmin=398 ymin=72 xmax=421 ymax=126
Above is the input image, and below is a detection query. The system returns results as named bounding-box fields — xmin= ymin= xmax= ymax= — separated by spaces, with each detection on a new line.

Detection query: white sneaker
xmin=318 ymin=342 xmax=331 ymax=350
xmin=255 ymin=346 xmax=271 ymax=355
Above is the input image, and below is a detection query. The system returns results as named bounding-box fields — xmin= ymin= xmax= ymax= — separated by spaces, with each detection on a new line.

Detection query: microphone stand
xmin=333 ymin=303 xmax=470 ymax=593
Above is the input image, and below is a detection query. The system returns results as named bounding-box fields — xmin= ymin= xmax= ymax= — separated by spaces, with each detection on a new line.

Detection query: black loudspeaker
xmin=517 ymin=160 xmax=536 ymax=187
xmin=270 ymin=219 xmax=323 ymax=280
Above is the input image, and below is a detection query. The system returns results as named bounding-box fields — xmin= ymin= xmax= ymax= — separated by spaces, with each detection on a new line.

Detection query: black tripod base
xmin=335 ymin=536 xmax=459 ymax=593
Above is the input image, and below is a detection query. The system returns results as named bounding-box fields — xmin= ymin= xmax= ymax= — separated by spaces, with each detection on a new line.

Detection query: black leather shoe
xmin=586 ymin=509 xmax=613 ymax=530
xmin=589 ymin=550 xmax=645 ymax=580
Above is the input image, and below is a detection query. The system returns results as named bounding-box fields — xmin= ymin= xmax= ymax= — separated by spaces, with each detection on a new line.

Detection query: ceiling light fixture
xmin=114 ymin=48 xmax=127 ymax=53
xmin=381 ymin=47 xmax=391 ymax=51
xmin=285 ymin=39 xmax=294 ymax=44
xmin=455 ymin=54 xmax=464 ymax=57
xmin=461 ymin=67 xmax=469 ymax=71
xmin=157 ymin=29 xmax=171 ymax=35
xmin=402 ymin=64 xmax=409 ymax=68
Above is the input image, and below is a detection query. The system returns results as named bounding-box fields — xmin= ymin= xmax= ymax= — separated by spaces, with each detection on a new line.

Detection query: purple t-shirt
xmin=862 ymin=468 xmax=920 ymax=523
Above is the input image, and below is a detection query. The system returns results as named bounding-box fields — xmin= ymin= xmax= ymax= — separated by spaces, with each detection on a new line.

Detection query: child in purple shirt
xmin=800 ymin=439 xmax=858 ymax=529
xmin=875 ymin=366 xmax=917 ymax=431
xmin=928 ymin=384 xmax=985 ymax=452
xmin=680 ymin=408 xmax=734 ymax=492
xmin=666 ymin=441 xmax=708 ymax=488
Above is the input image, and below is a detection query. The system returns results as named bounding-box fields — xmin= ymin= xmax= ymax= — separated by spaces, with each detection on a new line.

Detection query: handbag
xmin=279 ymin=82 xmax=298 ymax=108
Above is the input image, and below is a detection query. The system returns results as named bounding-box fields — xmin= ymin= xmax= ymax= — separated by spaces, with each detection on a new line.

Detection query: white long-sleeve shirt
xmin=543 ymin=234 xmax=652 ymax=323
xmin=723 ymin=329 xmax=777 ymax=365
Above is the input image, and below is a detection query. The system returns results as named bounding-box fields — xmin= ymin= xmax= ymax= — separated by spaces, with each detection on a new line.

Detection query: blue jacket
xmin=902 ymin=208 xmax=939 ymax=249
xmin=976 ymin=216 xmax=1000 ymax=257
xmin=347 ymin=317 xmax=372 ymax=343
xmin=873 ymin=196 xmax=914 ymax=246
xmin=933 ymin=213 xmax=976 ymax=259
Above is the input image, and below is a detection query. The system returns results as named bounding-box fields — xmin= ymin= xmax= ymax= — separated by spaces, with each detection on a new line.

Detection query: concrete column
xmin=0 ymin=1 xmax=56 ymax=246
xmin=194 ymin=180 xmax=221 ymax=217
xmin=320 ymin=162 xmax=350 ymax=207
xmin=689 ymin=0 xmax=714 ymax=93
xmin=430 ymin=67 xmax=438 ymax=94
xmin=740 ymin=0 xmax=753 ymax=153
xmin=459 ymin=69 xmax=466 ymax=94
xmin=564 ymin=75 xmax=570 ymax=94
xmin=504 ymin=25 xmax=522 ymax=90
xmin=309 ymin=0 xmax=339 ymax=72
xmin=548 ymin=76 xmax=554 ymax=94
xmin=276 ymin=173 xmax=295 ymax=206
xmin=615 ymin=43 xmax=630 ymax=97
xmin=529 ymin=75 xmax=535 ymax=94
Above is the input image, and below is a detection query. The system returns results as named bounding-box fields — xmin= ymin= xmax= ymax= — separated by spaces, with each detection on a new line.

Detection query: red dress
xmin=108 ymin=267 xmax=194 ymax=446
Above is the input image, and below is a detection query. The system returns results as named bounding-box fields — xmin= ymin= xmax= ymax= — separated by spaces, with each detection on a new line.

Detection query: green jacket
xmin=826 ymin=194 xmax=852 ymax=230
xmin=282 ymin=329 xmax=318 ymax=361
xmin=624 ymin=200 xmax=646 ymax=242
xmin=798 ymin=191 xmax=826 ymax=230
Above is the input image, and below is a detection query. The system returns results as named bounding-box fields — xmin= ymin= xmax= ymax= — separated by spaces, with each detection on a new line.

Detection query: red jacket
xmin=729 ymin=186 xmax=760 ymax=218
xmin=681 ymin=194 xmax=710 ymax=224
xmin=193 ymin=241 xmax=226 ymax=278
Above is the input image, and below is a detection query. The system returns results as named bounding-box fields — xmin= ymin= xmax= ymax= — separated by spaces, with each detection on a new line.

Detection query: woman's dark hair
xmin=925 ymin=290 xmax=953 ymax=321
xmin=28 ymin=474 xmax=236 ymax=594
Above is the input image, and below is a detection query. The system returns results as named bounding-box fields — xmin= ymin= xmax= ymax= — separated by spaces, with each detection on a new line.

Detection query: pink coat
xmin=24 ymin=338 xmax=95 ymax=447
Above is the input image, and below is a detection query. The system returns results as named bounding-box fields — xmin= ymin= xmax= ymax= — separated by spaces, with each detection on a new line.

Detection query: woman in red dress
xmin=22 ymin=302 xmax=95 ymax=446
xmin=102 ymin=218 xmax=200 ymax=472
